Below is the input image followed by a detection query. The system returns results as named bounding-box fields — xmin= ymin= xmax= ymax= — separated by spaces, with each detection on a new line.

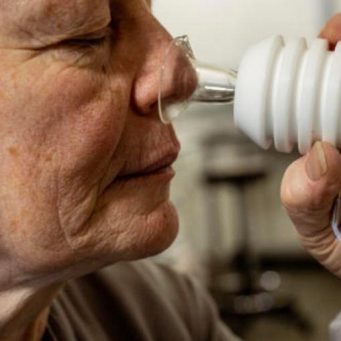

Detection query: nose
xmin=132 ymin=20 xmax=198 ymax=117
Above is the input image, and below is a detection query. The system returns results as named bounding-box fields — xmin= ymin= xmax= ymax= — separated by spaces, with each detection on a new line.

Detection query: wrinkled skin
xmin=0 ymin=1 xmax=199 ymax=339
xmin=0 ymin=0 xmax=197 ymax=292
xmin=281 ymin=15 xmax=341 ymax=279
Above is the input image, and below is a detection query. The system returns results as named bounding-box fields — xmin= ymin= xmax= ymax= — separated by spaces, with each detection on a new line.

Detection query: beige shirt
xmin=43 ymin=260 xmax=240 ymax=341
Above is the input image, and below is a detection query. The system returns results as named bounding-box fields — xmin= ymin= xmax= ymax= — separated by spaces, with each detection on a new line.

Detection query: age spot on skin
xmin=7 ymin=147 xmax=18 ymax=157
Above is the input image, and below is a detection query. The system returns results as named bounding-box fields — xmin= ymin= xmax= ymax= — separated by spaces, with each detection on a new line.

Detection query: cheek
xmin=6 ymin=61 xmax=130 ymax=172
xmin=51 ymin=72 xmax=130 ymax=174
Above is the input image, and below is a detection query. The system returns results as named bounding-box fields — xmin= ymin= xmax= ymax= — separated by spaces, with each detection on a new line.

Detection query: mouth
xmin=138 ymin=154 xmax=178 ymax=175
xmin=118 ymin=151 xmax=179 ymax=180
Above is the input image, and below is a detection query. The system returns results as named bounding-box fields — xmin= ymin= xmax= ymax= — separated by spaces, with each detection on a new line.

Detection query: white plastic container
xmin=234 ymin=35 xmax=341 ymax=154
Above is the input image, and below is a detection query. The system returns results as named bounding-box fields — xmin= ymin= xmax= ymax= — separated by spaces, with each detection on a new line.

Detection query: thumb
xmin=281 ymin=142 xmax=341 ymax=277
xmin=281 ymin=142 xmax=341 ymax=275
xmin=281 ymin=142 xmax=341 ymax=236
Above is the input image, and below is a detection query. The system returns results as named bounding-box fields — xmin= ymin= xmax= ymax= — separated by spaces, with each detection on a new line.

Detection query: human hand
xmin=280 ymin=15 xmax=341 ymax=278
xmin=281 ymin=15 xmax=341 ymax=278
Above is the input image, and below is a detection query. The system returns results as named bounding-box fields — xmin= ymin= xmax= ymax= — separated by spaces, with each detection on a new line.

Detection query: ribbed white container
xmin=234 ymin=35 xmax=341 ymax=154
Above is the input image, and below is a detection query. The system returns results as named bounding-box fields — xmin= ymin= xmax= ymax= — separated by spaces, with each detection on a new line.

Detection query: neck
xmin=0 ymin=284 xmax=61 ymax=341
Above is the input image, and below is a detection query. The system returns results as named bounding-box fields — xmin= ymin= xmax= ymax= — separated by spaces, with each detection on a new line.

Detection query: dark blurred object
xmin=201 ymin=132 xmax=312 ymax=338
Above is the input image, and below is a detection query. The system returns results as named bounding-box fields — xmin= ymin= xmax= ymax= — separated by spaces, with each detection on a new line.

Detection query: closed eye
xmin=64 ymin=36 xmax=107 ymax=48
xmin=63 ymin=27 xmax=113 ymax=48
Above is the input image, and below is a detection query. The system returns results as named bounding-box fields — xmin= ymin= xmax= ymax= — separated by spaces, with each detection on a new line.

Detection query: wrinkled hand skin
xmin=0 ymin=0 xmax=186 ymax=292
xmin=281 ymin=143 xmax=341 ymax=277
xmin=281 ymin=14 xmax=341 ymax=279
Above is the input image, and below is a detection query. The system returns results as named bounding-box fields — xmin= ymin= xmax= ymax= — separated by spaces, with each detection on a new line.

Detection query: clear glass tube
xmin=158 ymin=36 xmax=237 ymax=124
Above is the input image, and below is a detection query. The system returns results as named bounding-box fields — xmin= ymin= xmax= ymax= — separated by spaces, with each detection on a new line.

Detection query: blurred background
xmin=152 ymin=1 xmax=341 ymax=340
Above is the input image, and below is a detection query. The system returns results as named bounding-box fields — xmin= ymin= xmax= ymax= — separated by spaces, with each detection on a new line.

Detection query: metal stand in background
xmin=201 ymin=133 xmax=312 ymax=338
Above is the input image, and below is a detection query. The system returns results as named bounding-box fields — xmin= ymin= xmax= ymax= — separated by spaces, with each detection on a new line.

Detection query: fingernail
xmin=306 ymin=142 xmax=328 ymax=181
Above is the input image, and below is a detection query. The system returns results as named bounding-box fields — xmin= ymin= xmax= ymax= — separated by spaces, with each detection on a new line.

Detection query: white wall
xmin=153 ymin=0 xmax=334 ymax=70
xmin=333 ymin=0 xmax=341 ymax=11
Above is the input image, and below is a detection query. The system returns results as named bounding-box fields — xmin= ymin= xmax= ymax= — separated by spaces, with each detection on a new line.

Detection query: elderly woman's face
xmin=0 ymin=0 xmax=190 ymax=284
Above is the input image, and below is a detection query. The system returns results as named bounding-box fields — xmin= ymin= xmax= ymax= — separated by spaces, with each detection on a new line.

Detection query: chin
xmin=129 ymin=200 xmax=179 ymax=260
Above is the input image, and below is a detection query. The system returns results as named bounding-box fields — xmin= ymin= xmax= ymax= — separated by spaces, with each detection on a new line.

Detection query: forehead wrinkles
xmin=0 ymin=0 xmax=111 ymax=47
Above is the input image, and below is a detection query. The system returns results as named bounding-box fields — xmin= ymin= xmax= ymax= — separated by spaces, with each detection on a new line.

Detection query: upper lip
xmin=139 ymin=153 xmax=178 ymax=175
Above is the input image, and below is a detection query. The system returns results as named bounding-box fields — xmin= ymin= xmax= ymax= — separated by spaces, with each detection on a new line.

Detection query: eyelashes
xmin=45 ymin=27 xmax=116 ymax=66
xmin=63 ymin=27 xmax=114 ymax=49
xmin=63 ymin=36 xmax=108 ymax=49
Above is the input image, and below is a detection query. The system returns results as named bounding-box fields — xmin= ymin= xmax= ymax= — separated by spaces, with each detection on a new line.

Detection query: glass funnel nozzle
xmin=158 ymin=36 xmax=237 ymax=124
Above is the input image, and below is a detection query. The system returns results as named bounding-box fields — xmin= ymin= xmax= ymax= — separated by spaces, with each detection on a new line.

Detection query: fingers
xmin=281 ymin=142 xmax=341 ymax=237
xmin=320 ymin=13 xmax=341 ymax=49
